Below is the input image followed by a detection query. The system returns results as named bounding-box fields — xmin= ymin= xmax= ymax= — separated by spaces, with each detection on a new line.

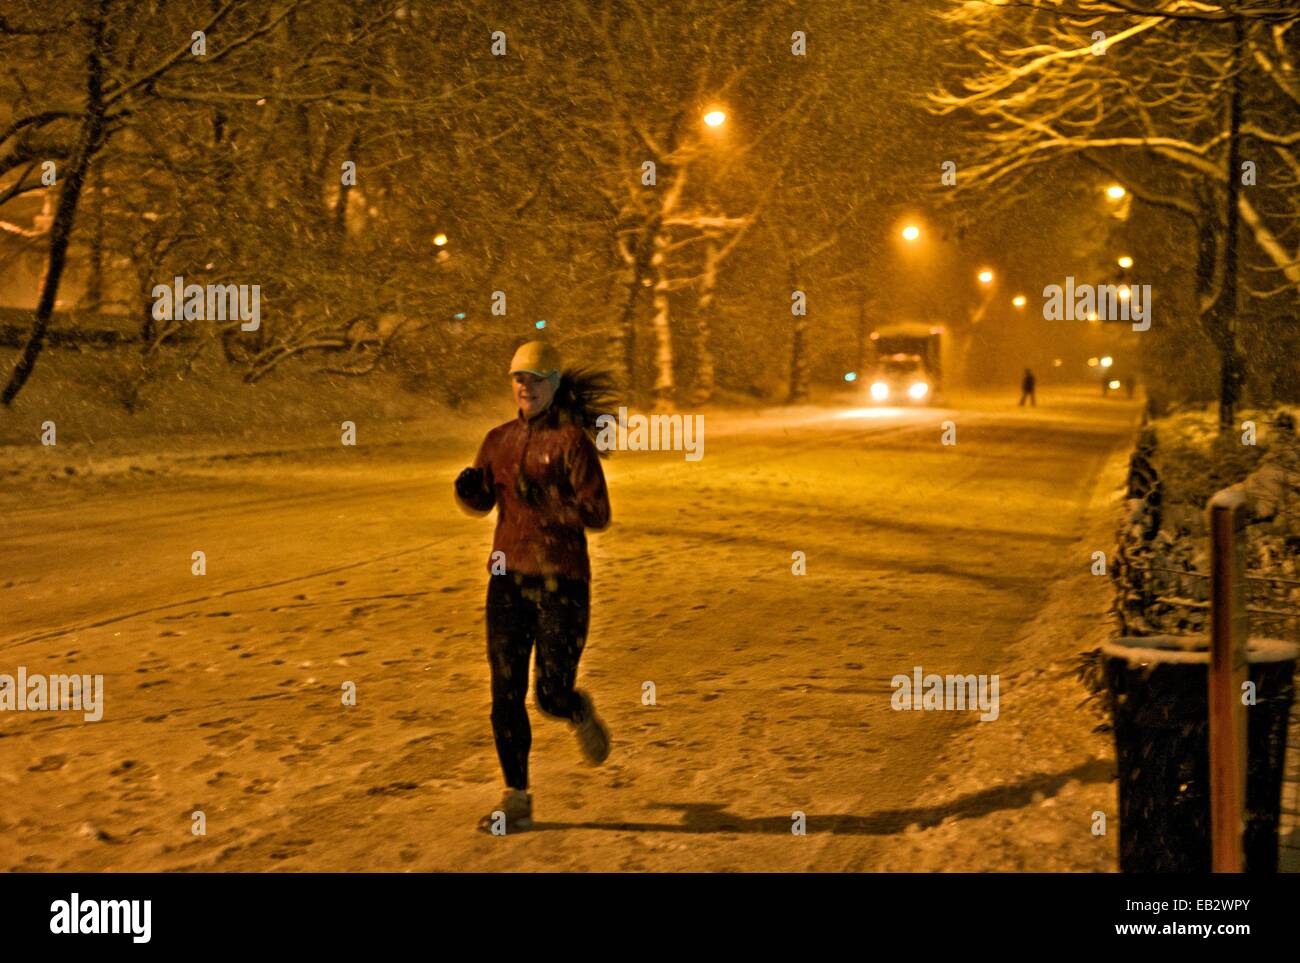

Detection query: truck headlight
xmin=870 ymin=382 xmax=889 ymax=401
xmin=909 ymin=381 xmax=929 ymax=399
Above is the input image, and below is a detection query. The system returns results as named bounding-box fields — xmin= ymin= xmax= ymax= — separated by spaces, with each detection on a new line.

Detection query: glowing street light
xmin=1012 ymin=294 xmax=1027 ymax=308
xmin=978 ymin=269 xmax=994 ymax=285
xmin=1117 ymin=255 xmax=1133 ymax=269
xmin=1106 ymin=184 xmax=1127 ymax=200
xmin=433 ymin=233 xmax=448 ymax=247
xmin=703 ymin=110 xmax=726 ymax=128
xmin=901 ymin=224 xmax=921 ymax=242
xmin=1100 ymin=355 xmax=1113 ymax=368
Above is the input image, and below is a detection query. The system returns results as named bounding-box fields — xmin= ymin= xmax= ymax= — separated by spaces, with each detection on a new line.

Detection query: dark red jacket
xmin=456 ymin=406 xmax=611 ymax=581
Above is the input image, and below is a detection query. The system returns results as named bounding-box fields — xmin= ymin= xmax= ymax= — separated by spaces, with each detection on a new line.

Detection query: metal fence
xmin=1110 ymin=415 xmax=1300 ymax=867
xmin=1124 ymin=563 xmax=1300 ymax=866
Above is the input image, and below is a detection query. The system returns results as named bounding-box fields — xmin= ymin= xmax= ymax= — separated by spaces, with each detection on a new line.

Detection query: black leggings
xmin=486 ymin=573 xmax=591 ymax=790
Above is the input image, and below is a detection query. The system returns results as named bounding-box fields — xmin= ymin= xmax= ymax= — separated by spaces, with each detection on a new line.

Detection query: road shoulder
xmin=865 ymin=425 xmax=1136 ymax=871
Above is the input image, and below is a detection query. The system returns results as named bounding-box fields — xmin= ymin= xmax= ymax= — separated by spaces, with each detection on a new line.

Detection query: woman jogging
xmin=454 ymin=340 xmax=615 ymax=833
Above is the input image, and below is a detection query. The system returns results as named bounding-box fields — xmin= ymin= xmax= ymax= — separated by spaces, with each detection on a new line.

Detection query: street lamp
xmin=1012 ymin=294 xmax=1027 ymax=308
xmin=1106 ymin=185 xmax=1127 ymax=200
xmin=433 ymin=233 xmax=448 ymax=247
xmin=901 ymin=224 xmax=920 ymax=242
xmin=703 ymin=110 xmax=726 ymax=128
xmin=1117 ymin=255 xmax=1133 ymax=269
xmin=1100 ymin=355 xmax=1113 ymax=368
xmin=978 ymin=269 xmax=994 ymax=285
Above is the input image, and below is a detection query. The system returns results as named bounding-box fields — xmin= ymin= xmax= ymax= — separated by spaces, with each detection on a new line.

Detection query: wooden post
xmin=1208 ymin=489 xmax=1249 ymax=872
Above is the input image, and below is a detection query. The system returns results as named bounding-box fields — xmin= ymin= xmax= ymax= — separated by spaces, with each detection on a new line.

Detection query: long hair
xmin=551 ymin=366 xmax=619 ymax=458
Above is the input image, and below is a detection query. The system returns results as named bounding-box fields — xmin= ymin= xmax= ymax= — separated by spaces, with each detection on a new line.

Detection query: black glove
xmin=455 ymin=467 xmax=487 ymax=504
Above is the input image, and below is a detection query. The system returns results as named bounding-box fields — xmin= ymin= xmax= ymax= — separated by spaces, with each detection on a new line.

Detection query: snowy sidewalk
xmin=862 ymin=437 xmax=1135 ymax=872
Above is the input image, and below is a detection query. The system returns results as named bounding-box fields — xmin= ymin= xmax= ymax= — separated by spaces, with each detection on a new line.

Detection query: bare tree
xmin=0 ymin=0 xmax=303 ymax=404
xmin=932 ymin=0 xmax=1300 ymax=427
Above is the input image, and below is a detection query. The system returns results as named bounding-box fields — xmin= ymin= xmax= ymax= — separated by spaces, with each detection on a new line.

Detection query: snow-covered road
xmin=0 ymin=388 xmax=1138 ymax=870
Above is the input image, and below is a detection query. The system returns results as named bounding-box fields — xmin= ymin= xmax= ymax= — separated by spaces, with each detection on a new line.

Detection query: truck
xmin=864 ymin=322 xmax=944 ymax=405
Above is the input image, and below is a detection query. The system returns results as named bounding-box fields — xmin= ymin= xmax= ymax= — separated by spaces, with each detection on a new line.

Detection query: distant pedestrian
xmin=1019 ymin=368 xmax=1036 ymax=407
xmin=455 ymin=340 xmax=617 ymax=834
